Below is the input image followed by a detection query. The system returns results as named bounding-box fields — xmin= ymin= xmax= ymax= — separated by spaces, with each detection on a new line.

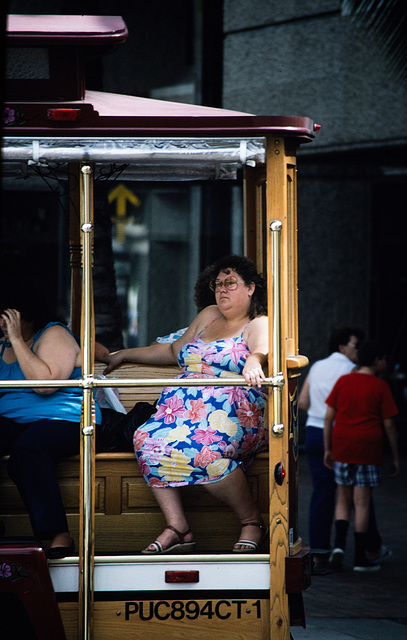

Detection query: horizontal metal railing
xmin=0 ymin=375 xmax=284 ymax=390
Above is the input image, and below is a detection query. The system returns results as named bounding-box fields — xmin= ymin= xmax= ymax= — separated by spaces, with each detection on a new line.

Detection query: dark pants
xmin=0 ymin=416 xmax=80 ymax=539
xmin=305 ymin=426 xmax=382 ymax=552
xmin=305 ymin=426 xmax=336 ymax=550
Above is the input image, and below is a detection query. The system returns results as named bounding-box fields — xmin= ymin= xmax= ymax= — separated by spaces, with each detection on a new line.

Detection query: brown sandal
xmin=141 ymin=525 xmax=196 ymax=555
xmin=233 ymin=521 xmax=269 ymax=553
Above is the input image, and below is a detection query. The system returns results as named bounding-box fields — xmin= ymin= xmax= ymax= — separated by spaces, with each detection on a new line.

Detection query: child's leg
xmin=333 ymin=484 xmax=353 ymax=549
xmin=353 ymin=486 xmax=372 ymax=567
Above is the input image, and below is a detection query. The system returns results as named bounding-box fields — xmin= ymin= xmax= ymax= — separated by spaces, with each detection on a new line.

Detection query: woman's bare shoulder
xmin=40 ymin=323 xmax=71 ymax=337
xmin=198 ymin=305 xmax=220 ymax=320
xmin=249 ymin=315 xmax=268 ymax=328
xmin=36 ymin=323 xmax=78 ymax=347
xmin=244 ymin=315 xmax=268 ymax=342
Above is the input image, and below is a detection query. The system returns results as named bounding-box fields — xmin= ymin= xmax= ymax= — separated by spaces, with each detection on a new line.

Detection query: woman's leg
xmin=204 ymin=466 xmax=265 ymax=550
xmin=7 ymin=419 xmax=80 ymax=547
xmin=143 ymin=486 xmax=194 ymax=552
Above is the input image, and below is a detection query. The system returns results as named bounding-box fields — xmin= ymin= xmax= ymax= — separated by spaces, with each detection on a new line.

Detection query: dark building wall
xmin=222 ymin=0 xmax=407 ymax=372
xmin=296 ymin=162 xmax=371 ymax=363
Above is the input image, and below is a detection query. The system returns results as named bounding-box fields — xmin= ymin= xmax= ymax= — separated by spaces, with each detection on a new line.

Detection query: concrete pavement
xmin=291 ymin=448 xmax=407 ymax=640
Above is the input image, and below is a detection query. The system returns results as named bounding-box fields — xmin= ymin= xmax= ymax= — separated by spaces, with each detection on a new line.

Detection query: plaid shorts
xmin=333 ymin=461 xmax=381 ymax=487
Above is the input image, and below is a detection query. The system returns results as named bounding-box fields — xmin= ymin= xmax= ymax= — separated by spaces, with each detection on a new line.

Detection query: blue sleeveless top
xmin=0 ymin=322 xmax=101 ymax=424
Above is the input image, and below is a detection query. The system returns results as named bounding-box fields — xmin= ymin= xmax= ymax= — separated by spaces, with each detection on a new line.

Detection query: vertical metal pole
xmin=79 ymin=164 xmax=95 ymax=640
xmin=270 ymin=219 xmax=283 ymax=436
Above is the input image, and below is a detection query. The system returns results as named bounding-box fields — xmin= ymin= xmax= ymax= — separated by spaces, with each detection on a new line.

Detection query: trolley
xmin=1 ymin=14 xmax=319 ymax=640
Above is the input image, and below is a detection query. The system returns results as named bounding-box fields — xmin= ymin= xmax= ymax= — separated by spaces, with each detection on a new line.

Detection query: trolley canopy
xmin=4 ymin=13 xmax=318 ymax=179
xmin=2 ymin=93 xmax=317 ymax=180
xmin=3 ymin=89 xmax=317 ymax=139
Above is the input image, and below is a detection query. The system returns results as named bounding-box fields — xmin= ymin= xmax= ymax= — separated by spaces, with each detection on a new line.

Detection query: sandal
xmin=233 ymin=521 xmax=269 ymax=553
xmin=141 ymin=526 xmax=196 ymax=555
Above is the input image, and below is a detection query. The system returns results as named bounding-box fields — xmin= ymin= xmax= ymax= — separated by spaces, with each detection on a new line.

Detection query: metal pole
xmin=270 ymin=219 xmax=284 ymax=437
xmin=79 ymin=164 xmax=95 ymax=640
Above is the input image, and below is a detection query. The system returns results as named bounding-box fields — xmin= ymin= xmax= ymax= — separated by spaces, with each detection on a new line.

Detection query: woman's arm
xmin=243 ymin=315 xmax=268 ymax=387
xmin=4 ymin=311 xmax=79 ymax=394
xmin=102 ymin=341 xmax=178 ymax=373
xmin=323 ymin=405 xmax=336 ymax=469
xmin=102 ymin=306 xmax=220 ymax=374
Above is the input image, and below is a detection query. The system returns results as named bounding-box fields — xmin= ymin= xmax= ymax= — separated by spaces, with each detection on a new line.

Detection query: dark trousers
xmin=0 ymin=416 xmax=80 ymax=539
xmin=305 ymin=426 xmax=336 ymax=550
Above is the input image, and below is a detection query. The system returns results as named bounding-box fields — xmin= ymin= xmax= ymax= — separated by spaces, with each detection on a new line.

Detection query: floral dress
xmin=134 ymin=332 xmax=268 ymax=487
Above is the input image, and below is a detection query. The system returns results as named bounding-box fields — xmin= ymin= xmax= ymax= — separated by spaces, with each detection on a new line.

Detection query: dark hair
xmin=194 ymin=264 xmax=216 ymax=312
xmin=328 ymin=327 xmax=365 ymax=354
xmin=358 ymin=340 xmax=386 ymax=367
xmin=210 ymin=255 xmax=267 ymax=319
xmin=0 ymin=255 xmax=59 ymax=333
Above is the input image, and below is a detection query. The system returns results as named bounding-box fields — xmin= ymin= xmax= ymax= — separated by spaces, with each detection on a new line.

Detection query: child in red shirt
xmin=324 ymin=340 xmax=399 ymax=572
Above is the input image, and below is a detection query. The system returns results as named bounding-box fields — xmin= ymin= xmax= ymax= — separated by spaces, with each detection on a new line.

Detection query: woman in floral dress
xmin=103 ymin=255 xmax=268 ymax=554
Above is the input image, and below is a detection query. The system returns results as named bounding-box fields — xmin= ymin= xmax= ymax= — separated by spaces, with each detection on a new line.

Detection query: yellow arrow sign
xmin=108 ymin=184 xmax=141 ymax=218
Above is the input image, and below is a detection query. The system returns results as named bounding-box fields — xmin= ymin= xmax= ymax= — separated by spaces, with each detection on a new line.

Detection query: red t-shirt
xmin=325 ymin=372 xmax=398 ymax=465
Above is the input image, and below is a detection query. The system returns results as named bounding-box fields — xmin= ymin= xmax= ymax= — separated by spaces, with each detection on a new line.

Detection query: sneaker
xmin=329 ymin=547 xmax=344 ymax=570
xmin=367 ymin=545 xmax=392 ymax=565
xmin=353 ymin=561 xmax=381 ymax=573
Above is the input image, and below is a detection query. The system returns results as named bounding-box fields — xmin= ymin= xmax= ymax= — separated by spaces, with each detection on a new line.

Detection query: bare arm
xmin=102 ymin=341 xmax=178 ymax=373
xmin=383 ymin=417 xmax=399 ymax=477
xmin=95 ymin=342 xmax=109 ymax=361
xmin=323 ymin=405 xmax=336 ymax=469
xmin=298 ymin=375 xmax=310 ymax=411
xmin=102 ymin=307 xmax=219 ymax=374
xmin=243 ymin=315 xmax=268 ymax=387
xmin=3 ymin=310 xmax=79 ymax=394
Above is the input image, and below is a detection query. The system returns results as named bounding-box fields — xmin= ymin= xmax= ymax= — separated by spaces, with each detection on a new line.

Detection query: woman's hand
xmin=103 ymin=351 xmax=125 ymax=374
xmin=1 ymin=308 xmax=23 ymax=344
xmin=243 ymin=354 xmax=266 ymax=388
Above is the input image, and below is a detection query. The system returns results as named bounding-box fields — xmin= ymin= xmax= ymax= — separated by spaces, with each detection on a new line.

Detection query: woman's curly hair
xmin=210 ymin=255 xmax=267 ymax=319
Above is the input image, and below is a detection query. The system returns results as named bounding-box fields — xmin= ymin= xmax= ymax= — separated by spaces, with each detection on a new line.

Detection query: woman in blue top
xmin=103 ymin=256 xmax=269 ymax=555
xmin=0 ymin=275 xmax=101 ymax=559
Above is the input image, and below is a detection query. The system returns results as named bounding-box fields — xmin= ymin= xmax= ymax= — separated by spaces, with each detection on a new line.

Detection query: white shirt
xmin=305 ymin=352 xmax=355 ymax=429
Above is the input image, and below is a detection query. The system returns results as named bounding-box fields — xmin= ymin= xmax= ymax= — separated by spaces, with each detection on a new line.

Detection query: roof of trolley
xmin=3 ymin=89 xmax=317 ymax=140
xmin=3 ymin=14 xmax=318 ymax=176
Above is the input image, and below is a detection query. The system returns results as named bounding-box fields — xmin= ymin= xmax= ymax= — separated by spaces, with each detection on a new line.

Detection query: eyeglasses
xmin=209 ymin=277 xmax=245 ymax=292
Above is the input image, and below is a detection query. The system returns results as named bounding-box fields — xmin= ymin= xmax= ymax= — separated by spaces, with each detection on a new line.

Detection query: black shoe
xmin=46 ymin=538 xmax=75 ymax=560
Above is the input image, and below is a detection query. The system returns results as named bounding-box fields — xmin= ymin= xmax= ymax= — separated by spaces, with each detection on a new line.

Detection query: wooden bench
xmin=0 ymin=363 xmax=269 ymax=554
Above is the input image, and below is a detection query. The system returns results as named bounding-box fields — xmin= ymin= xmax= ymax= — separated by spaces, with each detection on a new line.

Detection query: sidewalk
xmin=291 ymin=449 xmax=407 ymax=640
xmin=292 ymin=617 xmax=407 ymax=639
